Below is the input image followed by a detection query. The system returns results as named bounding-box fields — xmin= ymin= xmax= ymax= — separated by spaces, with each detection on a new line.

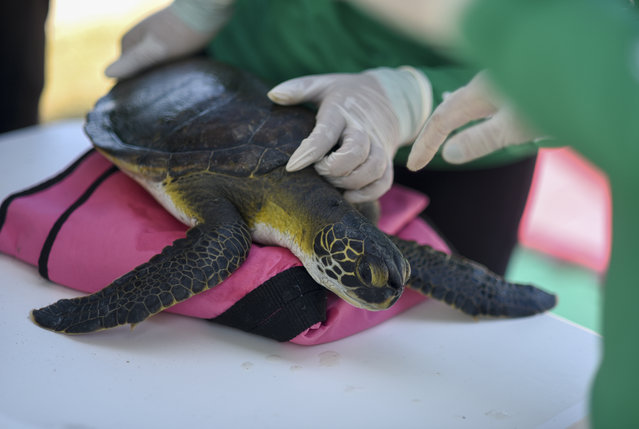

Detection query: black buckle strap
xmin=212 ymin=267 xmax=326 ymax=342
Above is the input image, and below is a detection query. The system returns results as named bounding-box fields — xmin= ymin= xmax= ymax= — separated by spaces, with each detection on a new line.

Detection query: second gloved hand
xmin=268 ymin=68 xmax=432 ymax=203
xmin=407 ymin=72 xmax=542 ymax=170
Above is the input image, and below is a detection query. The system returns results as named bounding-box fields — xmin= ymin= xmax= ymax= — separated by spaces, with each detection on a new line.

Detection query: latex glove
xmin=406 ymin=72 xmax=541 ymax=170
xmin=268 ymin=67 xmax=432 ymax=203
xmin=105 ymin=0 xmax=235 ymax=79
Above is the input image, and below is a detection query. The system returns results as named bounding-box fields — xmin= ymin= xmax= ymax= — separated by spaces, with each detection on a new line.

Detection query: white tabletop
xmin=0 ymin=120 xmax=599 ymax=429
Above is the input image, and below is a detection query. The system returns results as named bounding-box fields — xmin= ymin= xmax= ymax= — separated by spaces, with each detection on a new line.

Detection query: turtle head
xmin=310 ymin=215 xmax=410 ymax=310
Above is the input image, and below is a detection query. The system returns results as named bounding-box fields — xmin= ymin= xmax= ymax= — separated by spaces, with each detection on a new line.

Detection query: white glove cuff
xmin=365 ymin=66 xmax=433 ymax=145
xmin=170 ymin=0 xmax=236 ymax=34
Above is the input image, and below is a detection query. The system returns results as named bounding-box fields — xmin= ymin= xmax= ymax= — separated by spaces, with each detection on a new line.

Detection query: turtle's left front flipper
xmin=31 ymin=203 xmax=252 ymax=334
xmin=389 ymin=236 xmax=557 ymax=317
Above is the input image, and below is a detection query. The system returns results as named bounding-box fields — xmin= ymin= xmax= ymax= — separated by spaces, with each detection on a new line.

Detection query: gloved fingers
xmin=105 ymin=34 xmax=168 ymax=79
xmin=315 ymin=128 xmax=370 ymax=177
xmin=325 ymin=143 xmax=387 ymax=190
xmin=105 ymin=7 xmax=216 ymax=79
xmin=406 ymin=74 xmax=497 ymax=171
xmin=286 ymin=105 xmax=346 ymax=171
xmin=105 ymin=11 xmax=165 ymax=79
xmin=341 ymin=160 xmax=393 ymax=204
xmin=119 ymin=21 xmax=145 ymax=52
xmin=268 ymin=74 xmax=338 ymax=105
xmin=441 ymin=109 xmax=533 ymax=163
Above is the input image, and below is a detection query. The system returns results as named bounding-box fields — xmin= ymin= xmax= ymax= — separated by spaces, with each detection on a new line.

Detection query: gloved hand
xmin=105 ymin=0 xmax=236 ymax=79
xmin=406 ymin=72 xmax=541 ymax=170
xmin=268 ymin=67 xmax=432 ymax=203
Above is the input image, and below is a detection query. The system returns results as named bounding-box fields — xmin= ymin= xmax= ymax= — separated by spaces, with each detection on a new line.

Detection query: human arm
xmin=457 ymin=1 xmax=639 ymax=427
xmin=360 ymin=0 xmax=639 ymax=425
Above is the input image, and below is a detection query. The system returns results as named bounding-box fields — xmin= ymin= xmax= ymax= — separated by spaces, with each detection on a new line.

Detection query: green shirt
xmin=207 ymin=0 xmax=538 ymax=169
xmin=462 ymin=0 xmax=639 ymax=427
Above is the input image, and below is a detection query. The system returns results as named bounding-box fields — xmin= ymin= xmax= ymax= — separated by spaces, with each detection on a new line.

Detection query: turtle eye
xmin=356 ymin=256 xmax=388 ymax=288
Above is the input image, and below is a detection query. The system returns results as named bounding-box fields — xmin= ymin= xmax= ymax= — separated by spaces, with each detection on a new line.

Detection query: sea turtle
xmin=31 ymin=58 xmax=556 ymax=334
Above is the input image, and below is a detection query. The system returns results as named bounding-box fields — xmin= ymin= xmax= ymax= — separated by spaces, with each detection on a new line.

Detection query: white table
xmin=0 ymin=120 xmax=599 ymax=429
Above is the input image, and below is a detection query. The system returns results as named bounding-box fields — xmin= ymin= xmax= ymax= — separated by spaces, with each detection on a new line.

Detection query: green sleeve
xmin=461 ymin=1 xmax=639 ymax=427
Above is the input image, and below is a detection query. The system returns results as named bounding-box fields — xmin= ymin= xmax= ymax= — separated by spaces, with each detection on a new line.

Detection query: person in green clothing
xmin=377 ymin=0 xmax=637 ymax=427
xmin=107 ymin=0 xmax=541 ymax=277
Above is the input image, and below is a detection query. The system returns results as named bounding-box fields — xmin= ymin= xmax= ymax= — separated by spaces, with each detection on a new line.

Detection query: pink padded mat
xmin=0 ymin=151 xmax=449 ymax=344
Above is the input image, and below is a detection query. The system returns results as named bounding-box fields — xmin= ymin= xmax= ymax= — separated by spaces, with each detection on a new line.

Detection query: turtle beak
xmin=339 ymin=282 xmax=404 ymax=311
xmin=391 ymin=252 xmax=411 ymax=291
xmin=355 ymin=252 xmax=409 ymax=310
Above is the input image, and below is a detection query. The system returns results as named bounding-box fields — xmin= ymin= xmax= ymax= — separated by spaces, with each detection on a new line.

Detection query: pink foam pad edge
xmin=0 ymin=154 xmax=113 ymax=266
xmin=519 ymin=148 xmax=611 ymax=273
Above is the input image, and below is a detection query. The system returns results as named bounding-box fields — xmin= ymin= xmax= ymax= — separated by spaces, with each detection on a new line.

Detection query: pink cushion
xmin=0 ymin=151 xmax=449 ymax=344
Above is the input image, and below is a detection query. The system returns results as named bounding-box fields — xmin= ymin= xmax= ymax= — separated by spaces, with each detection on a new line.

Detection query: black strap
xmin=212 ymin=267 xmax=326 ymax=342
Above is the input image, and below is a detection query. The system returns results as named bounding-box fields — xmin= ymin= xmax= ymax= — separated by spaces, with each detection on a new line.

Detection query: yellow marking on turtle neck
xmin=249 ymin=197 xmax=315 ymax=255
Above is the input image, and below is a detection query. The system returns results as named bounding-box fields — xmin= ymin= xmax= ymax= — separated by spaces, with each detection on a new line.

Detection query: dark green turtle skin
xmin=31 ymin=59 xmax=556 ymax=334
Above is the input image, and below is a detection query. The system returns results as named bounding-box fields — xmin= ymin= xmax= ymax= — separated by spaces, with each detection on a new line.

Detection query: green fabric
xmin=207 ymin=0 xmax=537 ymax=169
xmin=462 ymin=0 xmax=639 ymax=426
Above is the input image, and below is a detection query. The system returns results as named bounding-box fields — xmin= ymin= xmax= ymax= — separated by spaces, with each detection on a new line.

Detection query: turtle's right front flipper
xmin=31 ymin=209 xmax=251 ymax=334
xmin=390 ymin=236 xmax=557 ymax=318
